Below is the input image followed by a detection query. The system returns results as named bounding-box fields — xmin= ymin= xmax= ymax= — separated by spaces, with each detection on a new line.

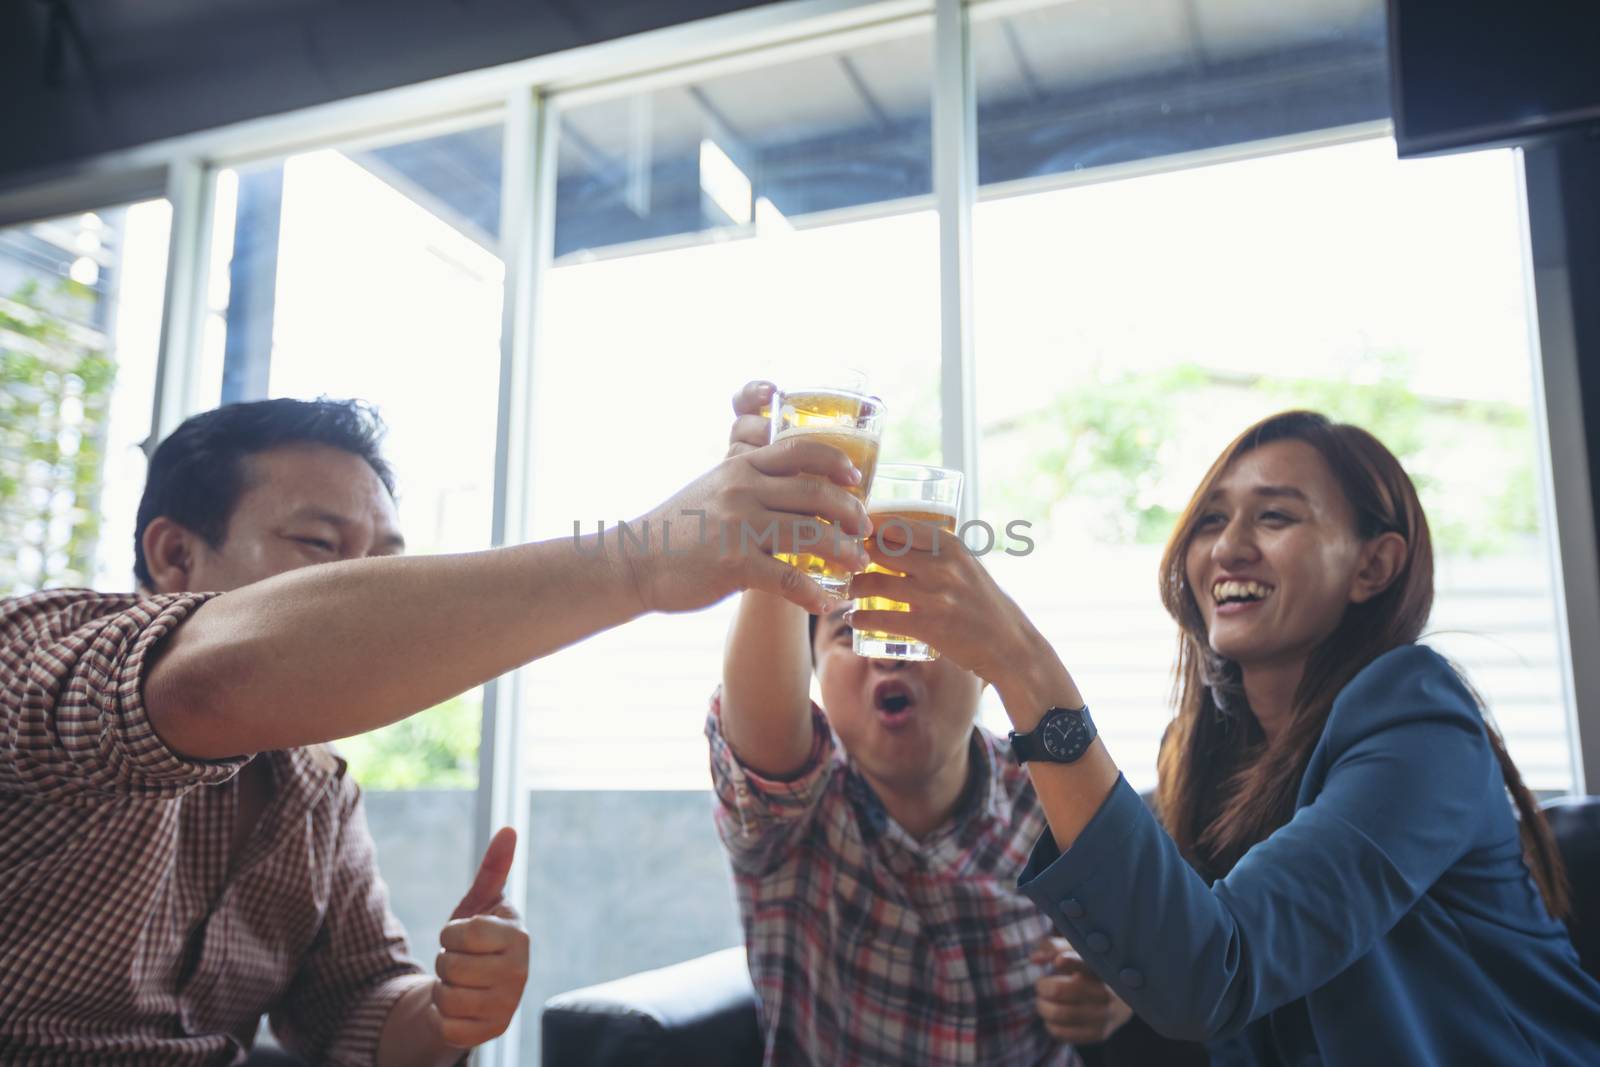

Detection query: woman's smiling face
xmin=1183 ymin=439 xmax=1369 ymax=675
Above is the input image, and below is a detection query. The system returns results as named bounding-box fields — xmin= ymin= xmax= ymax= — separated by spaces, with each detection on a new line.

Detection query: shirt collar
xmin=844 ymin=727 xmax=1003 ymax=849
xmin=265 ymin=744 xmax=345 ymax=810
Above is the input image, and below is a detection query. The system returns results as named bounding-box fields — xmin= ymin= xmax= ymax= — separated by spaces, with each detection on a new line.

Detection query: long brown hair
xmin=1154 ymin=411 xmax=1568 ymax=918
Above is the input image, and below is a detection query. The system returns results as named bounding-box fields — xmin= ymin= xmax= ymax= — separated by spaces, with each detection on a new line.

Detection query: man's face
xmin=149 ymin=443 xmax=404 ymax=594
xmin=812 ymin=607 xmax=983 ymax=794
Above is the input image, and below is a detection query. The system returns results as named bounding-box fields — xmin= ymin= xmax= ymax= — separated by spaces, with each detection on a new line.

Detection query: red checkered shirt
xmin=0 ymin=589 xmax=428 ymax=1065
xmin=707 ymin=694 xmax=1079 ymax=1067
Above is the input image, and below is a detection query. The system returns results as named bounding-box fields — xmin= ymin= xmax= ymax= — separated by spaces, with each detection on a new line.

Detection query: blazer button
xmin=1119 ymin=968 xmax=1145 ymax=989
xmin=1086 ymin=932 xmax=1111 ymax=954
xmin=1058 ymin=898 xmax=1085 ymax=919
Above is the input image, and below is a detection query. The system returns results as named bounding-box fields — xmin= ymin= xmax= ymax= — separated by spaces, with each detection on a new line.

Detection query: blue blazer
xmin=1019 ymin=644 xmax=1600 ymax=1066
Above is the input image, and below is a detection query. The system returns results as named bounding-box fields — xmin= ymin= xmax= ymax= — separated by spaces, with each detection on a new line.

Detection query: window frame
xmin=0 ymin=0 xmax=1593 ymax=1057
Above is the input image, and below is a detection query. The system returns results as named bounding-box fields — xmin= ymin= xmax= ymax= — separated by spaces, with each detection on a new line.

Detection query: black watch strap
xmin=1009 ymin=705 xmax=1097 ymax=764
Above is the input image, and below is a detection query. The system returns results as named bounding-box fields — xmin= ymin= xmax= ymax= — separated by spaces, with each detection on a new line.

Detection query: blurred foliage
xmin=1 ymin=280 xmax=115 ymax=595
xmin=1260 ymin=351 xmax=1428 ymax=461
xmin=994 ymin=353 xmax=1538 ymax=557
xmin=1262 ymin=351 xmax=1538 ymax=556
xmin=336 ymin=691 xmax=482 ymax=790
xmin=988 ymin=363 xmax=1208 ymax=544
xmin=878 ymin=376 xmax=943 ymax=467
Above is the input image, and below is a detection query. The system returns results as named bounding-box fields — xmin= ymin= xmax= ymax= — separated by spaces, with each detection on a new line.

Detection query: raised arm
xmin=719 ymin=381 xmax=845 ymax=777
xmin=144 ymin=433 xmax=870 ymax=759
xmin=846 ymin=522 xmax=1119 ymax=845
xmin=849 ymin=535 xmax=1501 ymax=1041
xmin=721 ymin=592 xmax=818 ymax=778
xmin=1012 ymin=647 xmax=1497 ymax=1040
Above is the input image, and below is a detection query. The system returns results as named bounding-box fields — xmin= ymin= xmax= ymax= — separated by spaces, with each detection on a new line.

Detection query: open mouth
xmin=873 ymin=679 xmax=917 ymax=727
xmin=1211 ymin=578 xmax=1275 ymax=612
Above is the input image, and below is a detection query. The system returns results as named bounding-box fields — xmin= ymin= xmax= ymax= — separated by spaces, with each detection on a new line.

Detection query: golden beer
xmin=853 ymin=502 xmax=959 ymax=660
xmin=851 ymin=464 xmax=964 ymax=661
xmin=770 ymin=389 xmax=885 ymax=593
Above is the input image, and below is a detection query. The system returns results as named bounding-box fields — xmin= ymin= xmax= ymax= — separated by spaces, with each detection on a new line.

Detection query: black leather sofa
xmin=540 ymin=946 xmax=762 ymax=1067
xmin=1541 ymin=794 xmax=1600 ymax=976
xmin=540 ymin=795 xmax=1600 ymax=1067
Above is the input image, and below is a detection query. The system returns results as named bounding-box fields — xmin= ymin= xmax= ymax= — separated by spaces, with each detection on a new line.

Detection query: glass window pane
xmin=556 ymin=30 xmax=932 ymax=259
xmin=206 ymin=122 xmax=505 ymax=959
xmin=521 ymin=24 xmax=939 ymax=1055
xmin=530 ymin=27 xmax=940 ymax=792
xmin=526 ymin=203 xmax=944 ymax=785
xmin=974 ymin=136 xmax=1574 ymax=791
xmin=1 ymin=201 xmax=171 ymax=595
xmin=971 ymin=0 xmax=1388 ymax=186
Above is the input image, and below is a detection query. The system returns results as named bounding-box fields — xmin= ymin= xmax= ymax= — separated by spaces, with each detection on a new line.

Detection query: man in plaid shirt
xmin=2 ymin=396 xmax=873 ymax=1065
xmin=708 ymin=382 xmax=1133 ymax=1066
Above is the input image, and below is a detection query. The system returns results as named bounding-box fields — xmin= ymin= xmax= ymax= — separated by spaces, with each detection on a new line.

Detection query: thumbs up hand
xmin=431 ymin=827 xmax=529 ymax=1049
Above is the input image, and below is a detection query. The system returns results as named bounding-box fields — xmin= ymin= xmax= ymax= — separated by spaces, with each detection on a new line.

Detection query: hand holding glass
xmin=768 ymin=387 xmax=885 ymax=593
xmin=853 ymin=464 xmax=963 ymax=660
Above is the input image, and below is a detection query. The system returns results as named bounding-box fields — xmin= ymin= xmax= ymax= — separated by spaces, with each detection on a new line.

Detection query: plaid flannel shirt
xmin=0 ymin=589 xmax=428 ymax=1065
xmin=707 ymin=692 xmax=1079 ymax=1067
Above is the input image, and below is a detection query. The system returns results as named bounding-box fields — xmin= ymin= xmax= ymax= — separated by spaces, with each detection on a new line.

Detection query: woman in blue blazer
xmin=847 ymin=410 xmax=1600 ymax=1065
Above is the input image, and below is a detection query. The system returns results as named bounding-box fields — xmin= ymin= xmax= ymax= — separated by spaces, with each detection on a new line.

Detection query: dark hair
xmin=133 ymin=398 xmax=395 ymax=588
xmin=1155 ymin=410 xmax=1569 ymax=918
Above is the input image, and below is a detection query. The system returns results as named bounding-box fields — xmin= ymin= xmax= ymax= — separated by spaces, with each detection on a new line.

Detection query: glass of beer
xmin=853 ymin=463 xmax=963 ymax=661
xmin=768 ymin=386 xmax=885 ymax=593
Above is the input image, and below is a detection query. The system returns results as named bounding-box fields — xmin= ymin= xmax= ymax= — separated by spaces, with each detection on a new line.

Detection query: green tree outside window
xmin=1 ymin=280 xmax=115 ymax=595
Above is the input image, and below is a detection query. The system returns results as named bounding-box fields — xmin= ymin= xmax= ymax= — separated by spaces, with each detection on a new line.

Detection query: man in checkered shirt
xmin=707 ymin=382 xmax=1134 ymax=1066
xmin=1 ymin=396 xmax=873 ymax=1065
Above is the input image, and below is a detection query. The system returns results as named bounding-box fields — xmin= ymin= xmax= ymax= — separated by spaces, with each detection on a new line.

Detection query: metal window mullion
xmin=934 ymin=0 xmax=979 ymax=519
xmin=1521 ymin=145 xmax=1598 ymax=794
xmin=147 ymin=159 xmax=218 ymax=454
xmin=474 ymin=86 xmax=558 ymax=1067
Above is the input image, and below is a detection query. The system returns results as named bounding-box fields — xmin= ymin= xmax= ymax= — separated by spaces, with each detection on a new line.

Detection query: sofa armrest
xmin=540 ymin=946 xmax=762 ymax=1067
xmin=1541 ymin=794 xmax=1600 ymax=979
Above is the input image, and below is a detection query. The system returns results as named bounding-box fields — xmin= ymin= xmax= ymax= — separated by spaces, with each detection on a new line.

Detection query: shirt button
xmin=1058 ymin=898 xmax=1085 ymax=919
xmin=1086 ymin=932 xmax=1111 ymax=954
xmin=1119 ymin=968 xmax=1145 ymax=989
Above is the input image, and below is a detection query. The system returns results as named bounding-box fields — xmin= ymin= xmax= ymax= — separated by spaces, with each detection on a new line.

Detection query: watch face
xmin=1041 ymin=709 xmax=1091 ymax=761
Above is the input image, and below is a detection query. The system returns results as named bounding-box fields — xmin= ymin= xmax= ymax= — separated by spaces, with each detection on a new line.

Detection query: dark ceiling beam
xmin=1179 ymin=0 xmax=1215 ymax=74
xmin=999 ymin=19 xmax=1045 ymax=104
xmin=836 ymin=54 xmax=892 ymax=131
xmin=686 ymin=84 xmax=749 ymax=148
xmin=562 ymin=124 xmax=621 ymax=179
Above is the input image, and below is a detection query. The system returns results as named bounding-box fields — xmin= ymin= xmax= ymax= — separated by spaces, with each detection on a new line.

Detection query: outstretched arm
xmin=852 ymin=542 xmax=1498 ymax=1042
xmin=144 ymin=434 xmax=870 ymax=759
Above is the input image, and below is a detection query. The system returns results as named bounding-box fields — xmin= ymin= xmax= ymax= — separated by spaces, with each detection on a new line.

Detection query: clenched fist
xmin=1034 ymin=936 xmax=1133 ymax=1046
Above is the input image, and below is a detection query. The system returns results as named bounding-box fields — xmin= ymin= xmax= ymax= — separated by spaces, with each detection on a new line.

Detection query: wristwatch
xmin=1009 ymin=705 xmax=1097 ymax=764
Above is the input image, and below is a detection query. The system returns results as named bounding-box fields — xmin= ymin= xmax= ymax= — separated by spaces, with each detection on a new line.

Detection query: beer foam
xmin=775 ymin=423 xmax=879 ymax=441
xmin=867 ymin=498 xmax=959 ymax=521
